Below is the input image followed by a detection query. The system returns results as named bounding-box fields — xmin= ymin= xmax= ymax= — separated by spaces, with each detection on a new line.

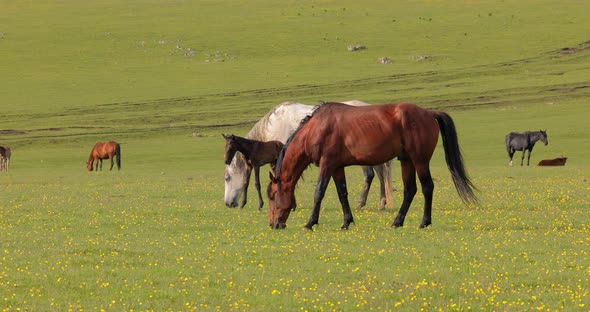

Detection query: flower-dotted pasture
xmin=0 ymin=167 xmax=588 ymax=311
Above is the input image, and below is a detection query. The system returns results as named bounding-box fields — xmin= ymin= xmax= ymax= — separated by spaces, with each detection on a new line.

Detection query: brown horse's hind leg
xmin=393 ymin=159 xmax=417 ymax=228
xmin=416 ymin=164 xmax=434 ymax=228
xmin=333 ymin=168 xmax=354 ymax=230
xmin=109 ymin=155 xmax=115 ymax=170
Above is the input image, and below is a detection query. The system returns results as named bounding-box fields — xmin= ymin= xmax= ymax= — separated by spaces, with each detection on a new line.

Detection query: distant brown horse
xmin=87 ymin=141 xmax=121 ymax=171
xmin=267 ymin=102 xmax=477 ymax=230
xmin=0 ymin=145 xmax=11 ymax=172
xmin=223 ymin=134 xmax=283 ymax=210
xmin=538 ymin=157 xmax=567 ymax=166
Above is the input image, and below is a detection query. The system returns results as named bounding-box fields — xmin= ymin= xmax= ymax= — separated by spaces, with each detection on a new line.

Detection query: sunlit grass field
xmin=1 ymin=0 xmax=589 ymax=310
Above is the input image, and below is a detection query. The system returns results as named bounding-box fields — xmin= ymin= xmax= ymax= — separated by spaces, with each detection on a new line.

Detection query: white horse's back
xmin=247 ymin=101 xmax=315 ymax=143
xmin=341 ymin=100 xmax=370 ymax=107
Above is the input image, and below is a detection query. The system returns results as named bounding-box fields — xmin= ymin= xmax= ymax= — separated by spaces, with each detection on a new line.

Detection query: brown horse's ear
xmin=222 ymin=133 xmax=229 ymax=140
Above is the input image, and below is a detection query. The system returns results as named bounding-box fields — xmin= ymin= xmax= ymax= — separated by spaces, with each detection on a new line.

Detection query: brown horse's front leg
xmin=253 ymin=166 xmax=264 ymax=210
xmin=333 ymin=168 xmax=354 ymax=230
xmin=304 ymin=174 xmax=330 ymax=230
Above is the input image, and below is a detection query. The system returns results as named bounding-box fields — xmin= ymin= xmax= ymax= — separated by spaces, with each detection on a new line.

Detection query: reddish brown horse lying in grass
xmin=223 ymin=134 xmax=284 ymax=210
xmin=87 ymin=141 xmax=121 ymax=171
xmin=267 ymin=102 xmax=477 ymax=230
xmin=538 ymin=157 xmax=567 ymax=166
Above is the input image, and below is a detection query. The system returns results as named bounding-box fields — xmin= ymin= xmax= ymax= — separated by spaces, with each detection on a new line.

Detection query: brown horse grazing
xmin=223 ymin=134 xmax=284 ymax=210
xmin=538 ymin=157 xmax=567 ymax=166
xmin=87 ymin=141 xmax=121 ymax=171
xmin=267 ymin=102 xmax=477 ymax=230
xmin=0 ymin=145 xmax=11 ymax=172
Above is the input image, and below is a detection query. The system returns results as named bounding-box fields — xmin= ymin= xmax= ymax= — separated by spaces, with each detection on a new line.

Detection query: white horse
xmin=224 ymin=101 xmax=394 ymax=210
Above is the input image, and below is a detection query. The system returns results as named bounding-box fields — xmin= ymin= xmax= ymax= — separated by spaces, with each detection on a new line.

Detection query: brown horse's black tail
xmin=115 ymin=143 xmax=121 ymax=170
xmin=434 ymin=112 xmax=477 ymax=205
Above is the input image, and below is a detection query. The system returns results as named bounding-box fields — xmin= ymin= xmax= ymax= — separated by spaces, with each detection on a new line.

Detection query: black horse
xmin=505 ymin=130 xmax=548 ymax=166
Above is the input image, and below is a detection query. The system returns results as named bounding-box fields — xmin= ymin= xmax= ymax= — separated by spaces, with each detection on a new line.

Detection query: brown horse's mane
xmin=274 ymin=103 xmax=326 ymax=179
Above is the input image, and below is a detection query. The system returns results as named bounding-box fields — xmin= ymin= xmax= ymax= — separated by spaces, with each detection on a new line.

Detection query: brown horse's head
xmin=86 ymin=161 xmax=93 ymax=171
xmin=222 ymin=134 xmax=238 ymax=165
xmin=267 ymin=172 xmax=296 ymax=229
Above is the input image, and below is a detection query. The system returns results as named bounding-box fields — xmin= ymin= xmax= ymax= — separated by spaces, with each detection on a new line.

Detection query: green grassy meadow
xmin=1 ymin=0 xmax=589 ymax=310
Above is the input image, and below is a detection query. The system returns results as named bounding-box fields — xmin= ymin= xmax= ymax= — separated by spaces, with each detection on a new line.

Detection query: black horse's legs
xmin=253 ymin=166 xmax=264 ymax=210
xmin=332 ymin=168 xmax=354 ymax=230
xmin=239 ymin=167 xmax=252 ymax=209
xmin=520 ymin=150 xmax=526 ymax=166
xmin=304 ymin=174 xmax=331 ymax=230
xmin=526 ymin=147 xmax=533 ymax=166
xmin=508 ymin=149 xmax=514 ymax=166
xmin=416 ymin=165 xmax=434 ymax=228
xmin=356 ymin=166 xmax=374 ymax=209
xmin=393 ymin=160 xmax=417 ymax=227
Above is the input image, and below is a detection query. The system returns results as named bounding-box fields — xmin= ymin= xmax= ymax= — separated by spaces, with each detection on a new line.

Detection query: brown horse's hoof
xmin=341 ymin=220 xmax=353 ymax=230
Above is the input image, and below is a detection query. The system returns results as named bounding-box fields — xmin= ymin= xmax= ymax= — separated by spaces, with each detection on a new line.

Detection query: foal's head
xmin=222 ymin=134 xmax=239 ymax=165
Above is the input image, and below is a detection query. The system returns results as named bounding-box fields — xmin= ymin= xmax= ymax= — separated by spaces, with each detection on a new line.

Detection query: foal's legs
xmin=253 ymin=165 xmax=264 ymax=210
xmin=239 ymin=167 xmax=252 ymax=209
xmin=304 ymin=172 xmax=331 ymax=230
xmin=393 ymin=160 xmax=417 ymax=227
xmin=333 ymin=167 xmax=354 ymax=230
xmin=356 ymin=166 xmax=374 ymax=210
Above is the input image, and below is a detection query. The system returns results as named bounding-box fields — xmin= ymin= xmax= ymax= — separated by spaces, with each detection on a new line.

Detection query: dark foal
xmin=223 ymin=134 xmax=284 ymax=210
